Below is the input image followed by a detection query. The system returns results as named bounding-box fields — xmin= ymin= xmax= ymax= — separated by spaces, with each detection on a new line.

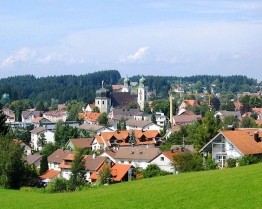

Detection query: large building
xmin=95 ymin=76 xmax=148 ymax=113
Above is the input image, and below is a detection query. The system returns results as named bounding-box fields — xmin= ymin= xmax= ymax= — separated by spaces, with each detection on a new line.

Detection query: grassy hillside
xmin=1 ymin=163 xmax=262 ymax=209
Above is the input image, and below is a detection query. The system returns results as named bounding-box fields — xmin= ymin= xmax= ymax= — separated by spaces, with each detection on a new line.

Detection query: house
xmin=199 ymin=129 xmax=262 ymax=168
xmin=31 ymin=117 xmax=51 ymax=127
xmin=111 ymin=146 xmax=161 ymax=169
xmin=133 ymin=112 xmax=151 ymax=121
xmin=25 ymin=154 xmax=42 ymax=169
xmin=109 ymin=108 xmax=141 ymax=120
xmin=58 ymin=104 xmax=66 ymax=111
xmin=48 ymin=148 xmax=72 ymax=171
xmin=39 ymin=170 xmax=61 ymax=184
xmin=252 ymin=108 xmax=262 ymax=121
xmin=65 ymin=138 xmax=93 ymax=150
xmin=83 ymin=104 xmax=95 ymax=113
xmin=59 ymin=153 xmax=75 ymax=180
xmin=149 ymin=150 xmax=181 ymax=173
xmin=112 ymin=84 xmax=123 ymax=92
xmin=90 ymin=163 xmax=133 ymax=183
xmin=77 ymin=123 xmax=112 ymax=136
xmin=43 ymin=110 xmax=68 ymax=122
xmin=155 ymin=111 xmax=168 ymax=127
xmin=214 ymin=110 xmax=242 ymax=122
xmin=21 ymin=110 xmax=41 ymax=123
xmin=2 ymin=107 xmax=15 ymax=123
xmin=164 ymin=126 xmax=181 ymax=139
xmin=13 ymin=139 xmax=32 ymax=155
xmin=78 ymin=112 xmax=101 ymax=124
xmin=172 ymin=115 xmax=202 ymax=125
xmin=125 ymin=119 xmax=161 ymax=132
xmin=59 ymin=153 xmax=107 ymax=182
xmin=178 ymin=100 xmax=199 ymax=111
xmin=92 ymin=130 xmax=163 ymax=151
xmin=84 ymin=155 xmax=107 ymax=182
xmin=30 ymin=127 xmax=55 ymax=151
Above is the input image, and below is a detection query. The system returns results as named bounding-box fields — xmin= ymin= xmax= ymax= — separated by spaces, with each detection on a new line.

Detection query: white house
xmin=111 ymin=146 xmax=161 ymax=169
xmin=149 ymin=150 xmax=179 ymax=173
xmin=21 ymin=110 xmax=41 ymax=123
xmin=13 ymin=139 xmax=32 ymax=155
xmin=43 ymin=110 xmax=68 ymax=122
xmin=125 ymin=119 xmax=161 ymax=132
xmin=199 ymin=128 xmax=262 ymax=168
xmin=48 ymin=149 xmax=72 ymax=171
xmin=30 ymin=127 xmax=55 ymax=151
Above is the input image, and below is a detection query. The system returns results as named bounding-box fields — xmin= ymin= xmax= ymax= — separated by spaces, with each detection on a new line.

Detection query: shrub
xmin=173 ymin=152 xmax=203 ymax=173
xmin=238 ymin=155 xmax=258 ymax=166
xmin=226 ymin=158 xmax=236 ymax=168
xmin=205 ymin=156 xmax=217 ymax=170
xmin=142 ymin=164 xmax=170 ymax=178
xmin=46 ymin=178 xmax=67 ymax=193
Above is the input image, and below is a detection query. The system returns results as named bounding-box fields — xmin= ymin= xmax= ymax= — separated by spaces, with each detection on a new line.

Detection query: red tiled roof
xmin=69 ymin=138 xmax=93 ymax=149
xmin=111 ymin=164 xmax=132 ymax=181
xmin=222 ymin=129 xmax=262 ymax=155
xmin=39 ymin=170 xmax=61 ymax=180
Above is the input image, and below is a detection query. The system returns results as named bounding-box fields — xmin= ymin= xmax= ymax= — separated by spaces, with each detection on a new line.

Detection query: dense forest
xmin=0 ymin=70 xmax=260 ymax=106
xmin=0 ymin=70 xmax=121 ymax=105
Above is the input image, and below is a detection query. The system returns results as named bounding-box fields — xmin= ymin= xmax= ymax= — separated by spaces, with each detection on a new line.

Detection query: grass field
xmin=1 ymin=163 xmax=262 ymax=209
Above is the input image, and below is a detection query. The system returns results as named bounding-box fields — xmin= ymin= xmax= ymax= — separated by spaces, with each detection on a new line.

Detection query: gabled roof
xmin=13 ymin=139 xmax=31 ymax=148
xmin=43 ymin=110 xmax=67 ymax=116
xmin=30 ymin=127 xmax=46 ymax=134
xmin=111 ymin=92 xmax=137 ymax=108
xmin=39 ymin=170 xmax=61 ymax=180
xmin=22 ymin=110 xmax=41 ymax=118
xmin=200 ymin=129 xmax=262 ymax=155
xmin=78 ymin=123 xmax=104 ymax=131
xmin=78 ymin=112 xmax=101 ymax=121
xmin=84 ymin=155 xmax=107 ymax=171
xmin=59 ymin=153 xmax=75 ymax=169
xmin=68 ymin=138 xmax=93 ymax=149
xmin=111 ymin=164 xmax=132 ymax=181
xmin=114 ymin=147 xmax=160 ymax=161
xmin=125 ymin=119 xmax=153 ymax=127
xmin=173 ymin=115 xmax=202 ymax=124
xmin=26 ymin=154 xmax=42 ymax=165
xmin=184 ymin=100 xmax=199 ymax=106
xmin=112 ymin=84 xmax=123 ymax=90
xmin=31 ymin=117 xmax=50 ymax=123
xmin=48 ymin=149 xmax=72 ymax=163
xmin=222 ymin=129 xmax=262 ymax=155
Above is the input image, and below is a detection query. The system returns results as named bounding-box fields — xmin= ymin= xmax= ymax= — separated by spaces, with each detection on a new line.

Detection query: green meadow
xmin=1 ymin=163 xmax=262 ymax=209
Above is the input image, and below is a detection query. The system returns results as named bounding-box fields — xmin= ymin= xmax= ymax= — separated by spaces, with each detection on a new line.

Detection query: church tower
xmin=122 ymin=75 xmax=131 ymax=93
xmin=95 ymin=81 xmax=111 ymax=113
xmin=137 ymin=75 xmax=148 ymax=111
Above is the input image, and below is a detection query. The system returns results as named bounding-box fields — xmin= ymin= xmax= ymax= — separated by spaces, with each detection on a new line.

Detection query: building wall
xmin=48 ymin=162 xmax=61 ymax=171
xmin=150 ymin=154 xmax=175 ymax=173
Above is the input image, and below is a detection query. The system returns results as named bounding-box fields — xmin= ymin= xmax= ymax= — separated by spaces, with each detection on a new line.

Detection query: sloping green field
xmin=1 ymin=163 xmax=262 ymax=209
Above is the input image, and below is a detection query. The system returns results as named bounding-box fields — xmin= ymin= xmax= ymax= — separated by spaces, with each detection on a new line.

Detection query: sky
xmin=0 ymin=1 xmax=262 ymax=81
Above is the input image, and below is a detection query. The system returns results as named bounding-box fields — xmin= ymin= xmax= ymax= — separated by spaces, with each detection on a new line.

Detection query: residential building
xmin=25 ymin=154 xmax=42 ymax=169
xmin=30 ymin=127 xmax=55 ymax=151
xmin=172 ymin=115 xmax=202 ymax=125
xmin=13 ymin=139 xmax=32 ymax=155
xmin=125 ymin=119 xmax=161 ymax=132
xmin=65 ymin=138 xmax=93 ymax=150
xmin=200 ymin=129 xmax=262 ymax=168
xmin=21 ymin=110 xmax=41 ymax=123
xmin=178 ymin=100 xmax=199 ymax=111
xmin=2 ymin=107 xmax=15 ymax=123
xmin=48 ymin=149 xmax=72 ymax=171
xmin=43 ymin=110 xmax=68 ymax=122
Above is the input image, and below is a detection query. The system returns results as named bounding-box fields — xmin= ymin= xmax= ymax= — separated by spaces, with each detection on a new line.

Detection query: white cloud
xmin=124 ymin=47 xmax=149 ymax=62
xmin=1 ymin=47 xmax=35 ymax=67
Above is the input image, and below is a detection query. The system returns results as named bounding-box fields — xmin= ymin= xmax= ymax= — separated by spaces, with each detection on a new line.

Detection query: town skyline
xmin=1 ymin=1 xmax=262 ymax=80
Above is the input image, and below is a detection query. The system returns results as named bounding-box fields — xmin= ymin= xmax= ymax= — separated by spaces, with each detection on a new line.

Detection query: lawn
xmin=1 ymin=163 xmax=262 ymax=209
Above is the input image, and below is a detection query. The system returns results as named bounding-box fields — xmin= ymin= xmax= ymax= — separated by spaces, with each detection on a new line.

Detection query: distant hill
xmin=0 ymin=70 xmax=121 ymax=104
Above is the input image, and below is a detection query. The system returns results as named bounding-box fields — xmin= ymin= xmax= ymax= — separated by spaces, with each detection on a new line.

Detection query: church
xmin=95 ymin=75 xmax=148 ymax=113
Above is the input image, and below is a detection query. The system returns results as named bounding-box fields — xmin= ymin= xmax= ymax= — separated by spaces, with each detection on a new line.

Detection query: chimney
xmin=254 ymin=132 xmax=259 ymax=142
xmin=92 ymin=153 xmax=96 ymax=159
xmin=62 ymin=147 xmax=65 ymax=151
xmin=170 ymin=148 xmax=174 ymax=153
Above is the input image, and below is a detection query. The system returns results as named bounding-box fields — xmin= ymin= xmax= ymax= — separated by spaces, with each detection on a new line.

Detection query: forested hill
xmin=0 ymin=70 xmax=121 ymax=104
xmin=0 ymin=70 xmax=260 ymax=104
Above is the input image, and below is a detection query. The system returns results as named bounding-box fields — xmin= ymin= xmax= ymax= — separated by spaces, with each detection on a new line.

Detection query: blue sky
xmin=1 ymin=1 xmax=262 ymax=80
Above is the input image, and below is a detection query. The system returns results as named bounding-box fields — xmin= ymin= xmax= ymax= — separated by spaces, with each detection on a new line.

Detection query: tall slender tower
xmin=122 ymin=75 xmax=131 ymax=93
xmin=137 ymin=75 xmax=148 ymax=111
xmin=95 ymin=81 xmax=111 ymax=113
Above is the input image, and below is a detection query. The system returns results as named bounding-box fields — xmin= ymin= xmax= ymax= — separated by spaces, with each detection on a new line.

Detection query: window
xmin=129 ymin=161 xmax=132 ymax=164
xmin=160 ymin=157 xmax=164 ymax=161
xmin=121 ymin=161 xmax=124 ymax=164
xmin=97 ymin=101 xmax=99 ymax=105
xmin=102 ymin=101 xmax=104 ymax=105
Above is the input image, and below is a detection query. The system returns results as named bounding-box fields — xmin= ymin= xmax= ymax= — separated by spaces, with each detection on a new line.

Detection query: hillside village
xmin=1 ymin=73 xmax=262 ymax=191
